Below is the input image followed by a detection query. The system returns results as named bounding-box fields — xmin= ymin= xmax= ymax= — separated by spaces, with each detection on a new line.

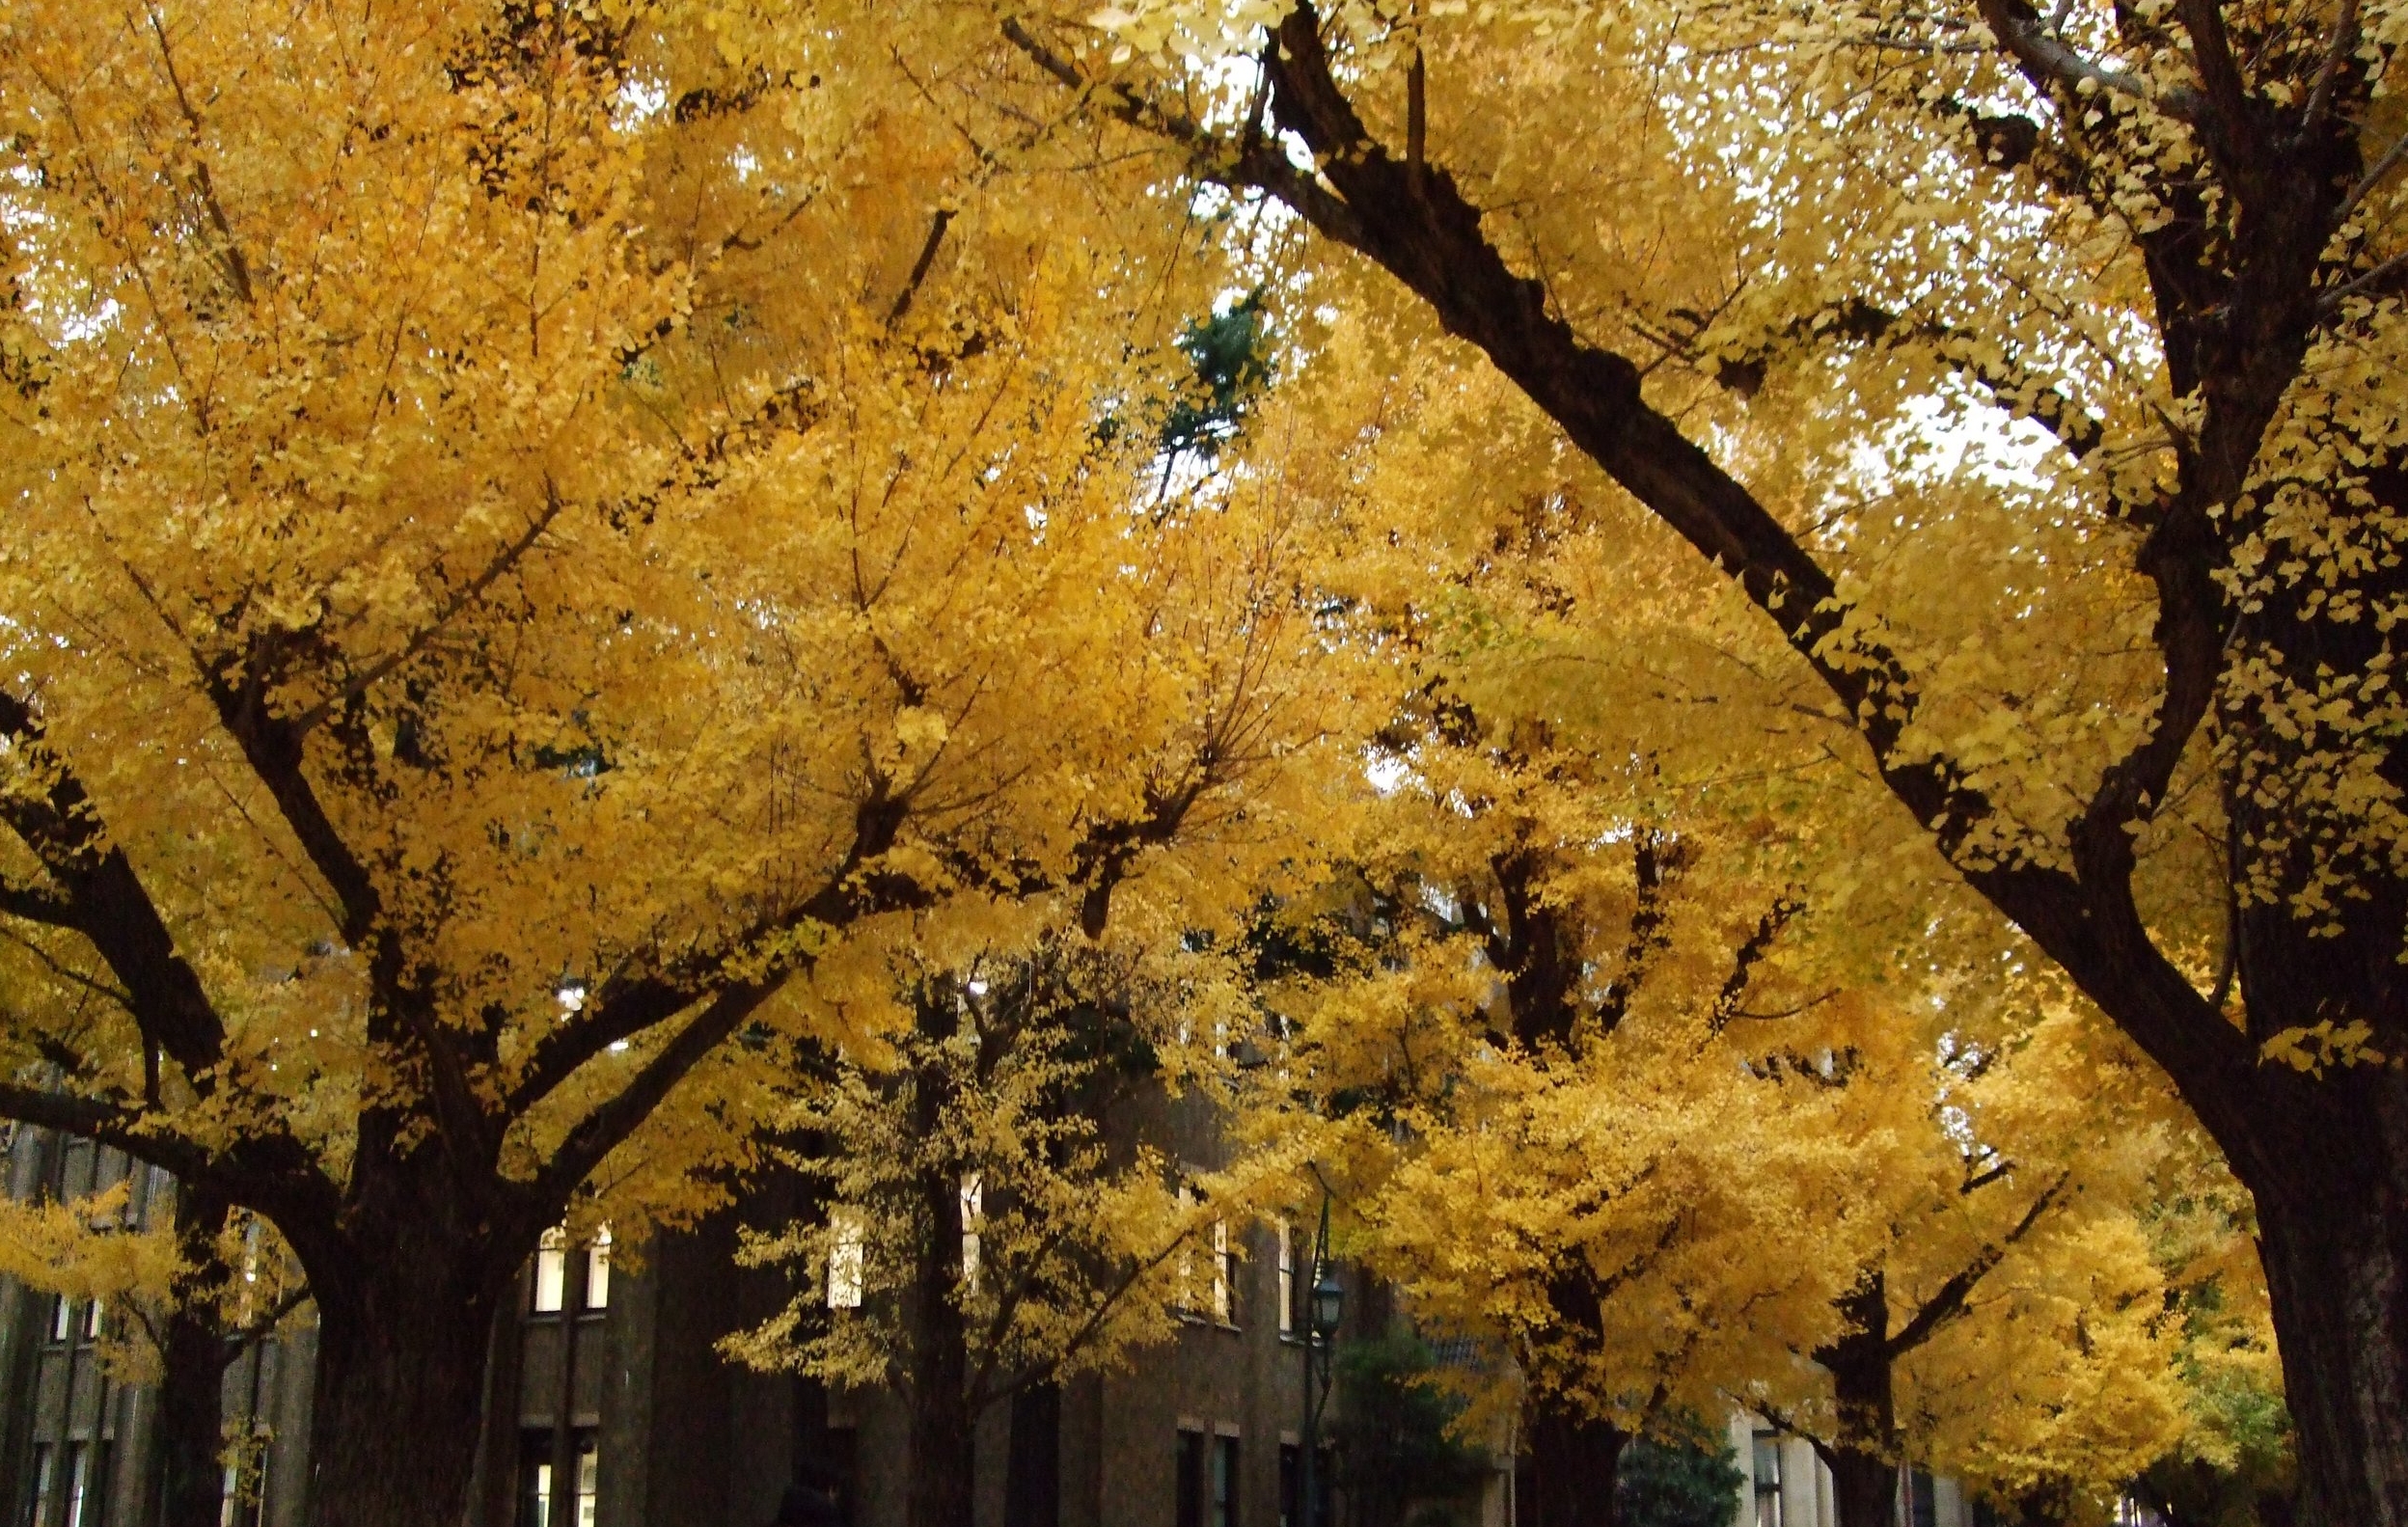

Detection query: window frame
xmin=532 ymin=1228 xmax=569 ymax=1315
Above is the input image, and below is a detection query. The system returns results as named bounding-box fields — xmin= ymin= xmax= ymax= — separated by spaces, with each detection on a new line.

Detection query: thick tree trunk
xmin=465 ymin=1294 xmax=528 ymax=1527
xmin=903 ymin=1270 xmax=976 ymax=1527
xmin=905 ymin=991 xmax=977 ymax=1527
xmin=302 ymin=1278 xmax=499 ymax=1527
xmin=1824 ymin=1449 xmax=1896 ymax=1527
xmin=2253 ymin=1143 xmax=2408 ymax=1527
xmin=1004 ymin=1380 xmax=1061 ymax=1527
xmin=1814 ymin=1273 xmax=1900 ymax=1527
xmin=1519 ymin=1403 xmax=1628 ymax=1527
xmin=157 ymin=1185 xmax=234 ymax=1527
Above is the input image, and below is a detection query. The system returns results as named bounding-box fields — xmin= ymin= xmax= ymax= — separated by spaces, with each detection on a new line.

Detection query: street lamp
xmin=1297 ymin=1187 xmax=1341 ymax=1527
xmin=1311 ymin=1266 xmax=1344 ymax=1342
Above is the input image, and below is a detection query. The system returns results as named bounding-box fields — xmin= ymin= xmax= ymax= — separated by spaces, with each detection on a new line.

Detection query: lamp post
xmin=1297 ymin=1188 xmax=1344 ymax=1527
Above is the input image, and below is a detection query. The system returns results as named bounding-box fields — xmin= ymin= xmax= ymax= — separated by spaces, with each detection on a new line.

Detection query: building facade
xmin=1727 ymin=1419 xmax=1982 ymax=1527
xmin=3 ymin=1119 xmax=1991 ymax=1527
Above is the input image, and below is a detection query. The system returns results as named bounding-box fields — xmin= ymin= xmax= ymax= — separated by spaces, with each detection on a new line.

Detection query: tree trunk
xmin=302 ymin=1277 xmax=500 ymax=1527
xmin=905 ymin=992 xmax=977 ymax=1527
xmin=157 ymin=1185 xmax=234 ymax=1527
xmin=2251 ymin=1140 xmax=2408 ymax=1527
xmin=1519 ymin=1403 xmax=1628 ymax=1527
xmin=1004 ymin=1380 xmax=1061 ymax=1527
xmin=903 ymin=1272 xmax=975 ymax=1527
xmin=465 ymin=1294 xmax=528 ymax=1527
xmin=1824 ymin=1449 xmax=1896 ymax=1527
xmin=1813 ymin=1272 xmax=1899 ymax=1527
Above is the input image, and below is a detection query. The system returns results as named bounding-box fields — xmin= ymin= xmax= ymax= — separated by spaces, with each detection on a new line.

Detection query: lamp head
xmin=1311 ymin=1267 xmax=1344 ymax=1338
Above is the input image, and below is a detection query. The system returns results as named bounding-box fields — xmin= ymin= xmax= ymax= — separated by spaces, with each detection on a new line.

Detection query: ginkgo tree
xmin=726 ymin=938 xmax=1276 ymax=1527
xmin=0 ymin=3 xmax=1359 ymax=1523
xmin=1211 ymin=305 xmax=2224 ymax=1526
xmin=1000 ymin=0 xmax=2408 ymax=1516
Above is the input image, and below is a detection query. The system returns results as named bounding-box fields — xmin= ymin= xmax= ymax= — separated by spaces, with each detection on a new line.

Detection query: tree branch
xmin=1887 ymin=1168 xmax=2073 ymax=1356
xmin=1709 ymin=895 xmax=1802 ymax=1036
xmin=525 ymin=980 xmax=780 ymax=1213
xmin=1974 ymin=0 xmax=2198 ymax=118
xmin=0 ymin=689 xmax=229 ymax=1077
xmin=887 ymin=208 xmax=956 ymax=329
xmin=0 ymin=1081 xmax=213 ymax=1180
xmin=286 ymin=485 xmax=571 ymax=738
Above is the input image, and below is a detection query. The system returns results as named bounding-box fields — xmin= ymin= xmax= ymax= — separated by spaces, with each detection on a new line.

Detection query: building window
xmin=526 ymin=1460 xmax=552 ymax=1527
xmin=82 ymin=1297 xmax=103 ymax=1342
xmin=62 ymin=1443 xmax=89 ymax=1527
xmin=1907 ymin=1467 xmax=1937 ymax=1527
xmin=1211 ymin=1220 xmax=1231 ymax=1323
xmin=961 ymin=1174 xmax=983 ymax=1295
xmin=533 ymin=1228 xmax=568 ymax=1314
xmin=28 ymin=1444 xmax=53 ymax=1527
xmin=1278 ymin=1443 xmax=1298 ymax=1527
xmin=218 ymin=1440 xmax=266 ymax=1527
xmin=585 ymin=1228 xmax=612 ymax=1312
xmin=1176 ymin=1430 xmax=1207 ymax=1527
xmin=48 ymin=1294 xmax=72 ymax=1344
xmin=1175 ymin=1186 xmax=1196 ymax=1314
xmin=1211 ymin=1435 xmax=1239 ymax=1527
xmin=573 ymin=1434 xmax=600 ymax=1527
xmin=518 ymin=1431 xmax=596 ymax=1527
xmin=827 ymin=1207 xmax=865 ymax=1310
xmin=1751 ymin=1432 xmax=1783 ymax=1527
xmin=1276 ymin=1222 xmax=1295 ymax=1338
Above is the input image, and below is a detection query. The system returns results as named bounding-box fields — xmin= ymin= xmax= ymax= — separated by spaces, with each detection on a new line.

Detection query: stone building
xmin=2 ymin=1117 xmax=1997 ymax=1527
xmin=1726 ymin=1417 xmax=1983 ymax=1527
xmin=0 ymin=1086 xmax=1513 ymax=1527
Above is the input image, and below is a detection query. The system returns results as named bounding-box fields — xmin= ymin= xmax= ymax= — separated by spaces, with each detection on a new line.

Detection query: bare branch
xmin=2301 ymin=0 xmax=2362 ymax=130
xmin=887 ymin=208 xmax=957 ymax=329
xmin=1975 ymin=0 xmax=2198 ymax=119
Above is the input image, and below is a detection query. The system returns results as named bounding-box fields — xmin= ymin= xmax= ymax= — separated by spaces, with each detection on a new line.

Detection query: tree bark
xmin=905 ymin=993 xmax=977 ymax=1527
xmin=2252 ymin=1123 xmax=2408 ymax=1527
xmin=301 ymin=1273 xmax=500 ymax=1527
xmin=903 ymin=1230 xmax=976 ymax=1527
xmin=465 ymin=1292 xmax=528 ymax=1527
xmin=1519 ymin=1403 xmax=1628 ymax=1527
xmin=1816 ymin=1273 xmax=1899 ymax=1527
xmin=1004 ymin=1380 xmax=1061 ymax=1527
xmin=157 ymin=1185 xmax=234 ymax=1527
xmin=1824 ymin=1450 xmax=1896 ymax=1527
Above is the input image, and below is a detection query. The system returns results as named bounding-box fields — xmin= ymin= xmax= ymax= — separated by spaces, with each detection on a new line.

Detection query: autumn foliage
xmin=2 ymin=0 xmax=2389 ymax=1523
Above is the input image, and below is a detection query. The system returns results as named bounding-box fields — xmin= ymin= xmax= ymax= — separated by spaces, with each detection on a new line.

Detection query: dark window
xmin=26 ymin=1441 xmax=52 ymax=1527
xmin=1176 ymin=1430 xmax=1206 ymax=1527
xmin=1908 ymin=1468 xmax=1938 ymax=1527
xmin=84 ymin=1443 xmax=111 ymax=1527
xmin=517 ymin=1429 xmax=599 ymax=1527
xmin=60 ymin=1445 xmax=87 ymax=1527
xmin=1278 ymin=1444 xmax=1297 ymax=1527
xmin=1751 ymin=1432 xmax=1783 ymax=1527
xmin=1211 ymin=1436 xmax=1238 ymax=1527
xmin=518 ymin=1430 xmax=555 ymax=1527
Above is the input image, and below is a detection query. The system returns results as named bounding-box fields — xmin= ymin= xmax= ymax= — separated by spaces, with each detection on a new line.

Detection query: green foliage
xmin=1159 ymin=292 xmax=1271 ymax=459
xmin=1618 ymin=1421 xmax=1746 ymax=1527
xmin=1330 ymin=1328 xmax=1495 ymax=1527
